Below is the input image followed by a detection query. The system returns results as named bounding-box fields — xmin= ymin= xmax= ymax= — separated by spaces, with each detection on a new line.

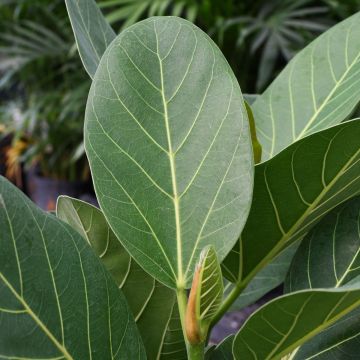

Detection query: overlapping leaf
xmin=285 ymin=197 xmax=360 ymax=359
xmin=0 ymin=176 xmax=145 ymax=359
xmin=65 ymin=0 xmax=116 ymax=78
xmin=57 ymin=196 xmax=186 ymax=360
xmin=245 ymin=102 xmax=262 ymax=164
xmin=206 ymin=335 xmax=234 ymax=360
xmin=252 ymin=12 xmax=360 ymax=160
xmin=223 ymin=242 xmax=299 ymax=311
xmin=85 ymin=16 xmax=253 ymax=288
xmin=292 ymin=308 xmax=360 ymax=360
xmin=224 ymin=120 xmax=360 ymax=288
xmin=286 ymin=196 xmax=360 ymax=291
xmin=233 ymin=283 xmax=360 ymax=360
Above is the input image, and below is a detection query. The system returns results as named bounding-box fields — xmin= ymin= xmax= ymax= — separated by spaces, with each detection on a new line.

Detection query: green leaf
xmin=197 ymin=247 xmax=223 ymax=325
xmin=286 ymin=196 xmax=360 ymax=291
xmin=0 ymin=176 xmax=145 ymax=359
xmin=285 ymin=197 xmax=360 ymax=359
xmin=223 ymin=241 xmax=299 ymax=311
xmin=157 ymin=303 xmax=188 ymax=360
xmin=292 ymin=308 xmax=360 ymax=360
xmin=85 ymin=16 xmax=253 ymax=289
xmin=253 ymin=12 xmax=360 ymax=160
xmin=65 ymin=0 xmax=116 ymax=78
xmin=206 ymin=335 xmax=234 ymax=360
xmin=245 ymin=102 xmax=262 ymax=164
xmin=233 ymin=283 xmax=360 ymax=360
xmin=224 ymin=119 xmax=360 ymax=289
xmin=186 ymin=246 xmax=223 ymax=342
xmin=56 ymin=196 xmax=186 ymax=360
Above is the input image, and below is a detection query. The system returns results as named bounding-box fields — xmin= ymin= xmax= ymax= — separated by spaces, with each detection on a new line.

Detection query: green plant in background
xmin=97 ymin=0 xmax=357 ymax=93
xmin=0 ymin=0 xmax=90 ymax=180
xmin=1 ymin=0 xmax=358 ymax=182
xmin=213 ymin=0 xmax=331 ymax=92
xmin=1 ymin=1 xmax=360 ymax=360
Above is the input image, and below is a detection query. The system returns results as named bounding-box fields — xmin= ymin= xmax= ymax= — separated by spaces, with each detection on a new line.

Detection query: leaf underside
xmin=56 ymin=196 xmax=186 ymax=359
xmin=65 ymin=0 xmax=116 ymax=78
xmin=0 ymin=176 xmax=145 ymax=359
xmin=286 ymin=197 xmax=360 ymax=359
xmin=224 ymin=120 xmax=360 ymax=286
xmin=85 ymin=16 xmax=253 ymax=288
xmin=223 ymin=241 xmax=299 ymax=311
xmin=233 ymin=285 xmax=360 ymax=360
xmin=253 ymin=12 xmax=360 ymax=160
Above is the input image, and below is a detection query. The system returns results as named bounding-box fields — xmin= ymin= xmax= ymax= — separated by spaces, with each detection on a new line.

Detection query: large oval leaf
xmin=85 ymin=16 xmax=253 ymax=288
xmin=0 ymin=176 xmax=145 ymax=359
xmin=224 ymin=120 xmax=360 ymax=288
xmin=233 ymin=283 xmax=360 ymax=360
xmin=253 ymin=12 xmax=360 ymax=160
xmin=65 ymin=0 xmax=116 ymax=78
xmin=56 ymin=196 xmax=186 ymax=359
xmin=285 ymin=197 xmax=360 ymax=359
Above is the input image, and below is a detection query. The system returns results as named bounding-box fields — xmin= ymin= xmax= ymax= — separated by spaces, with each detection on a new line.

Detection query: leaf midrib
xmin=154 ymin=21 xmax=183 ymax=287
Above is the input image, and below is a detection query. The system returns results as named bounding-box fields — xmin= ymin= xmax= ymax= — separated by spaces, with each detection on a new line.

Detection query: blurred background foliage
xmin=0 ymin=0 xmax=359 ymax=183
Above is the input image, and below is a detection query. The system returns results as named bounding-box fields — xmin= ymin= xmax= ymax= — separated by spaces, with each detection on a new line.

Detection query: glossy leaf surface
xmin=85 ymin=16 xmax=253 ymax=288
xmin=65 ymin=0 xmax=116 ymax=78
xmin=224 ymin=120 xmax=360 ymax=287
xmin=253 ymin=12 xmax=360 ymax=160
xmin=56 ymin=196 xmax=186 ymax=359
xmin=0 ymin=176 xmax=145 ymax=359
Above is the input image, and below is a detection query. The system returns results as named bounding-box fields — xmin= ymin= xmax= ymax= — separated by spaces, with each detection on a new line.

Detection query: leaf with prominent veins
xmin=0 ymin=176 xmax=145 ymax=359
xmin=286 ymin=197 xmax=360 ymax=291
xmin=56 ymin=196 xmax=186 ymax=359
xmin=223 ymin=242 xmax=299 ymax=311
xmin=85 ymin=16 xmax=253 ymax=288
xmin=233 ymin=282 xmax=360 ymax=360
xmin=186 ymin=246 xmax=223 ymax=343
xmin=285 ymin=197 xmax=360 ymax=359
xmin=253 ymin=12 xmax=360 ymax=160
xmin=224 ymin=120 xmax=360 ymax=287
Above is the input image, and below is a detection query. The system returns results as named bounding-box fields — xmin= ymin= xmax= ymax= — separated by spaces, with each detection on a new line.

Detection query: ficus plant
xmin=0 ymin=0 xmax=359 ymax=359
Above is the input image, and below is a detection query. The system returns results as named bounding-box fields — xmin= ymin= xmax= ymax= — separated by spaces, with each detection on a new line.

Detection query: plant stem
xmin=176 ymin=287 xmax=205 ymax=360
xmin=176 ymin=286 xmax=188 ymax=341
xmin=209 ymin=280 xmax=248 ymax=329
xmin=188 ymin=342 xmax=205 ymax=360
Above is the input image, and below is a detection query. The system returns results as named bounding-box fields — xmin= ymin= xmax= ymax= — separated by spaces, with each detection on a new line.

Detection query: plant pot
xmin=25 ymin=168 xmax=90 ymax=211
